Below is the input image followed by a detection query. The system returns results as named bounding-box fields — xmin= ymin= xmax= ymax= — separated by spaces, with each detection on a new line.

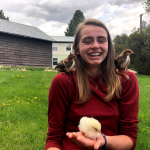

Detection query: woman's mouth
xmin=89 ymin=53 xmax=101 ymax=57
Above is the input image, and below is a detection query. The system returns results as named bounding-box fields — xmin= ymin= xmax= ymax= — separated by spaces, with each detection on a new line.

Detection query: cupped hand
xmin=66 ymin=132 xmax=104 ymax=150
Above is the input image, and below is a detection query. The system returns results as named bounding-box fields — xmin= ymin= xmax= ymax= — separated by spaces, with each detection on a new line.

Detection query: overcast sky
xmin=0 ymin=0 xmax=149 ymax=39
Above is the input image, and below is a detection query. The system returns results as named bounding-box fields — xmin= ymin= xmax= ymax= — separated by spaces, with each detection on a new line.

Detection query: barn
xmin=0 ymin=19 xmax=54 ymax=68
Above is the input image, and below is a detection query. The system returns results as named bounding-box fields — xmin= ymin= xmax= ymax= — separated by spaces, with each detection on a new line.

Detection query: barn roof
xmin=51 ymin=36 xmax=74 ymax=43
xmin=0 ymin=19 xmax=54 ymax=41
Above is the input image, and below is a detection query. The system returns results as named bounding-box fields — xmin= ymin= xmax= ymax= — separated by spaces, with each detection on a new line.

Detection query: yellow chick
xmin=78 ymin=117 xmax=101 ymax=140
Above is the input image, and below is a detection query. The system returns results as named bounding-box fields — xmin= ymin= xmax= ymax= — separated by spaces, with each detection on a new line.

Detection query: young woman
xmin=45 ymin=18 xmax=139 ymax=150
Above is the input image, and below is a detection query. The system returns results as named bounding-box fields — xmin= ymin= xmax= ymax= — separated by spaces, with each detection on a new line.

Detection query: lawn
xmin=136 ymin=75 xmax=150 ymax=150
xmin=0 ymin=71 xmax=150 ymax=150
xmin=0 ymin=70 xmax=57 ymax=150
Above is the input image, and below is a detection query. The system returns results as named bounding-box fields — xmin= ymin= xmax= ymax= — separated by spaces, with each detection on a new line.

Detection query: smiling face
xmin=76 ymin=25 xmax=108 ymax=74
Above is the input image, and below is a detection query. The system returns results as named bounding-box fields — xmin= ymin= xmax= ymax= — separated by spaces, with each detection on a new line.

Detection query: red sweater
xmin=45 ymin=71 xmax=139 ymax=150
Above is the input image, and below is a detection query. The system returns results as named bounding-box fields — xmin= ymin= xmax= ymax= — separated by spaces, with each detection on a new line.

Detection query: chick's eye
xmin=93 ymin=128 xmax=98 ymax=131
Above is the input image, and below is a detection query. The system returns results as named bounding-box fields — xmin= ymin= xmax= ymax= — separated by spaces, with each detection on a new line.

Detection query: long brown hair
xmin=73 ymin=18 xmax=121 ymax=103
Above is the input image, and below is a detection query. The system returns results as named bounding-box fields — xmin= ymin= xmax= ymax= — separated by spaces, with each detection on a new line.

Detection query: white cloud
xmin=0 ymin=0 xmax=148 ymax=38
xmin=105 ymin=2 xmax=147 ymax=38
xmin=39 ymin=21 xmax=67 ymax=36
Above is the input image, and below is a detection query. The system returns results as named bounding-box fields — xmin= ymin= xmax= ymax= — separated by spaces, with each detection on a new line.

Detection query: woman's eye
xmin=84 ymin=40 xmax=91 ymax=44
xmin=98 ymin=37 xmax=107 ymax=43
xmin=83 ymin=37 xmax=92 ymax=44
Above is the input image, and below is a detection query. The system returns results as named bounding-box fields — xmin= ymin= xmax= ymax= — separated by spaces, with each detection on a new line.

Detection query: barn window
xmin=52 ymin=43 xmax=58 ymax=51
xmin=53 ymin=58 xmax=58 ymax=65
xmin=66 ymin=43 xmax=71 ymax=51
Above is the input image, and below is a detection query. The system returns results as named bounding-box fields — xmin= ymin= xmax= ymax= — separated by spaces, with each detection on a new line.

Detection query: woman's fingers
xmin=94 ymin=140 xmax=102 ymax=150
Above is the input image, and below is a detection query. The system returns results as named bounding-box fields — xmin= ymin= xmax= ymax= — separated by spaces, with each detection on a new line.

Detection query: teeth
xmin=89 ymin=53 xmax=101 ymax=56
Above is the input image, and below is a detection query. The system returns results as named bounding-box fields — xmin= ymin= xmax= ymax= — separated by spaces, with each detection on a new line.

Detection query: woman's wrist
xmin=98 ymin=132 xmax=107 ymax=150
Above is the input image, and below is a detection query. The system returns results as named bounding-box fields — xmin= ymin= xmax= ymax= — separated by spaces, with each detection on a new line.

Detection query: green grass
xmin=0 ymin=71 xmax=150 ymax=150
xmin=136 ymin=75 xmax=150 ymax=150
xmin=0 ymin=71 xmax=57 ymax=150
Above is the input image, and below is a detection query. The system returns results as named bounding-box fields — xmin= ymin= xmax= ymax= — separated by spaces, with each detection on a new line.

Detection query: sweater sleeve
xmin=45 ymin=73 xmax=75 ymax=150
xmin=119 ymin=72 xmax=139 ymax=150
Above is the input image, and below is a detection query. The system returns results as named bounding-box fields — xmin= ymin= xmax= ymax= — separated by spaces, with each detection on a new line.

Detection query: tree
xmin=0 ymin=10 xmax=9 ymax=20
xmin=113 ymin=26 xmax=150 ymax=75
xmin=65 ymin=10 xmax=84 ymax=36
xmin=143 ymin=0 xmax=150 ymax=14
xmin=113 ymin=34 xmax=128 ymax=56
xmin=126 ymin=28 xmax=150 ymax=75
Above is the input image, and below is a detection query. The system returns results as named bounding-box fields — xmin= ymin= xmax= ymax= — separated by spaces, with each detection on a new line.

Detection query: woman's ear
xmin=76 ymin=48 xmax=80 ymax=55
xmin=76 ymin=50 xmax=80 ymax=55
xmin=72 ymin=44 xmax=74 ymax=50
xmin=73 ymin=44 xmax=80 ymax=55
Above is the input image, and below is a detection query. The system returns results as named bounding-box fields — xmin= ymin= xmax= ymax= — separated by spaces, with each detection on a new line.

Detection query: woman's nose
xmin=91 ymin=40 xmax=99 ymax=49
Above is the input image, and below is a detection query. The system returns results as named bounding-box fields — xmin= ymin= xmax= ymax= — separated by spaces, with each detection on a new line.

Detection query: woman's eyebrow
xmin=97 ymin=36 xmax=107 ymax=38
xmin=82 ymin=36 xmax=93 ymax=41
xmin=97 ymin=36 xmax=107 ymax=41
xmin=83 ymin=36 xmax=106 ymax=38
xmin=83 ymin=36 xmax=93 ymax=39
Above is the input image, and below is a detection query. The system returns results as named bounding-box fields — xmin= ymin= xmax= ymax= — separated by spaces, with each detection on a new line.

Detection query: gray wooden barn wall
xmin=0 ymin=33 xmax=52 ymax=67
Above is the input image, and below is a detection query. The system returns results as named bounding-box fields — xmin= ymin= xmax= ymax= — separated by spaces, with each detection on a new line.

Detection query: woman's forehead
xmin=80 ymin=25 xmax=107 ymax=38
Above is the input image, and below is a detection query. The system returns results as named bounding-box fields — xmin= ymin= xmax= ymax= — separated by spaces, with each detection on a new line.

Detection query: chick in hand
xmin=78 ymin=117 xmax=101 ymax=140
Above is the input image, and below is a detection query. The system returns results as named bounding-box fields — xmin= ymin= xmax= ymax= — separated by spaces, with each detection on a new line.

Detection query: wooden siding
xmin=0 ymin=33 xmax=52 ymax=67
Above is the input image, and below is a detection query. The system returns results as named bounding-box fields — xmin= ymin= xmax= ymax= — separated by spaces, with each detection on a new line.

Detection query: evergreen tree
xmin=65 ymin=10 xmax=84 ymax=36
xmin=0 ymin=10 xmax=9 ymax=20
